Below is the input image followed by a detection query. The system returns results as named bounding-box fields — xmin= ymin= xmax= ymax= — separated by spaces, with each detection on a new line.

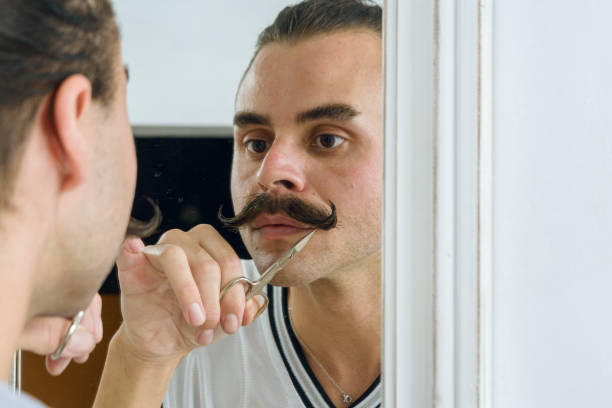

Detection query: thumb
xmin=116 ymin=237 xmax=147 ymax=272
xmin=116 ymin=237 xmax=165 ymax=294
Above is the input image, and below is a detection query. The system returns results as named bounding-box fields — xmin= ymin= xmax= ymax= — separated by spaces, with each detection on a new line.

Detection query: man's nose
xmin=256 ymin=141 xmax=306 ymax=193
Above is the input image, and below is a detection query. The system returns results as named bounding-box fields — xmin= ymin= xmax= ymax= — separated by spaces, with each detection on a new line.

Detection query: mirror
xmin=21 ymin=2 xmax=385 ymax=407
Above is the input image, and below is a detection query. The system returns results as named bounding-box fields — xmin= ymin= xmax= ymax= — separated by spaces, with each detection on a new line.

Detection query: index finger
xmin=143 ymin=243 xmax=206 ymax=327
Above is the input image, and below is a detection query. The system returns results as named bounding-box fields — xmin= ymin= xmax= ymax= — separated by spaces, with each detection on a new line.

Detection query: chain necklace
xmin=288 ymin=306 xmax=353 ymax=406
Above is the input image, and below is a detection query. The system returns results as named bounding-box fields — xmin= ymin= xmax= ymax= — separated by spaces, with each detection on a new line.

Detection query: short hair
xmin=238 ymin=0 xmax=382 ymax=92
xmin=0 ymin=0 xmax=120 ymax=209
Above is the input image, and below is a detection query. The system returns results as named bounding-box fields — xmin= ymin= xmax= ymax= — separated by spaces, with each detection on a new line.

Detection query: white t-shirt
xmin=0 ymin=384 xmax=45 ymax=408
xmin=164 ymin=260 xmax=381 ymax=408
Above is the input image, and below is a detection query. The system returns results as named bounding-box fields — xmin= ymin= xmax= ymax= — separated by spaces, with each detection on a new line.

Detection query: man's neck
xmin=0 ymin=212 xmax=45 ymax=382
xmin=288 ymin=250 xmax=381 ymax=405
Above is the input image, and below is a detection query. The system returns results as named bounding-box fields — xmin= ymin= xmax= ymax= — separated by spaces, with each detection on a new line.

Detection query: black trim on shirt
xmin=268 ymin=287 xmax=315 ymax=408
xmin=282 ymin=288 xmax=336 ymax=408
xmin=349 ymin=377 xmax=381 ymax=407
xmin=273 ymin=287 xmax=381 ymax=408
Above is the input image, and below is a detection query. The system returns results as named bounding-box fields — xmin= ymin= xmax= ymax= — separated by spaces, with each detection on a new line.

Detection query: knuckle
xmin=193 ymin=258 xmax=221 ymax=276
xmin=222 ymin=296 xmax=243 ymax=312
xmin=158 ymin=228 xmax=185 ymax=244
xmin=189 ymin=224 xmax=215 ymax=235
xmin=218 ymin=256 xmax=242 ymax=275
xmin=175 ymin=282 xmax=198 ymax=301
xmin=160 ymin=244 xmax=185 ymax=261
xmin=228 ymin=281 xmax=248 ymax=298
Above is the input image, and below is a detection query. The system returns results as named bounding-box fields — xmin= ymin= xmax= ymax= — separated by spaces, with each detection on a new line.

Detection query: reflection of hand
xmin=116 ymin=225 xmax=259 ymax=365
xmin=19 ymin=294 xmax=103 ymax=375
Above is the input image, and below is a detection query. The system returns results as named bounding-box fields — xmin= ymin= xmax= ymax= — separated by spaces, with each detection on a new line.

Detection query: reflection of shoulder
xmin=0 ymin=385 xmax=45 ymax=408
xmin=165 ymin=259 xmax=275 ymax=407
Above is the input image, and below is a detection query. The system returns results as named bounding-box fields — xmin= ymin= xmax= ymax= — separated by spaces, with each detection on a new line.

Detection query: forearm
xmin=93 ymin=326 xmax=182 ymax=408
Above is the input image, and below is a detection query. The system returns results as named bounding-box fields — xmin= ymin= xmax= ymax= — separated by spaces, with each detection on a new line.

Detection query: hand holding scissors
xmin=220 ymin=230 xmax=315 ymax=319
xmin=112 ymin=226 xmax=315 ymax=365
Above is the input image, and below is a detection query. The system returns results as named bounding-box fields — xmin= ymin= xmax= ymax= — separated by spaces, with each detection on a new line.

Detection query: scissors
xmin=220 ymin=230 xmax=316 ymax=319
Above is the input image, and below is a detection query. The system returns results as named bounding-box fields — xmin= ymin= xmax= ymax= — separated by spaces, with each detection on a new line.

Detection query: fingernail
xmin=143 ymin=244 xmax=169 ymax=256
xmin=223 ymin=314 xmax=239 ymax=334
xmin=188 ymin=303 xmax=205 ymax=326
xmin=65 ymin=328 xmax=94 ymax=356
xmin=197 ymin=329 xmax=215 ymax=346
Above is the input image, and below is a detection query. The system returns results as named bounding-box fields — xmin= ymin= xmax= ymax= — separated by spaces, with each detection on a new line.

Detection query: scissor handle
xmin=220 ymin=277 xmax=269 ymax=320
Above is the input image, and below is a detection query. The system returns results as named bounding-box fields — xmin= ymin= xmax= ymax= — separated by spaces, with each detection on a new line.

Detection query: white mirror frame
xmin=382 ymin=0 xmax=435 ymax=405
xmin=383 ymin=0 xmax=490 ymax=407
xmin=9 ymin=350 xmax=21 ymax=395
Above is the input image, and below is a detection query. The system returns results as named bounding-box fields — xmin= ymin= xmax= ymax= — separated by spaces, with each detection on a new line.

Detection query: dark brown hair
xmin=0 ymin=0 xmax=120 ymax=209
xmin=239 ymin=0 xmax=382 ymax=89
xmin=258 ymin=0 xmax=381 ymax=46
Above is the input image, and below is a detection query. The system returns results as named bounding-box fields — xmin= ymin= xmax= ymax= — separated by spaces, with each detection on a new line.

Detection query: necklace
xmin=287 ymin=306 xmax=353 ymax=406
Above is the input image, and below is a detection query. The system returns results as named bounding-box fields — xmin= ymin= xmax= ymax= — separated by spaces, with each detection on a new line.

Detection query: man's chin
xmin=44 ymin=290 xmax=96 ymax=318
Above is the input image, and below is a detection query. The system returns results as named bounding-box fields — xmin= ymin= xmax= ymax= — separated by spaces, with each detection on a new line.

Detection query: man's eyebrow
xmin=233 ymin=111 xmax=271 ymax=127
xmin=296 ymin=103 xmax=360 ymax=124
xmin=123 ymin=64 xmax=130 ymax=82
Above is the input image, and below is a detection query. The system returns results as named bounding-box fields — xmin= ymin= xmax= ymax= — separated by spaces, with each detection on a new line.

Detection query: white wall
xmin=388 ymin=1 xmax=612 ymax=407
xmin=491 ymin=1 xmax=612 ymax=406
xmin=114 ymin=1 xmax=384 ymax=127
xmin=114 ymin=1 xmax=295 ymax=127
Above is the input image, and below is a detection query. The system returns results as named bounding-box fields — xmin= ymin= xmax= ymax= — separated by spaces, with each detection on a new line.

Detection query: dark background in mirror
xmin=100 ymin=136 xmax=250 ymax=294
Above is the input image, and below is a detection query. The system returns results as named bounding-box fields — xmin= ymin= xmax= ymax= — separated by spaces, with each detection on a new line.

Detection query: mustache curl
xmin=218 ymin=193 xmax=337 ymax=231
xmin=126 ymin=196 xmax=163 ymax=238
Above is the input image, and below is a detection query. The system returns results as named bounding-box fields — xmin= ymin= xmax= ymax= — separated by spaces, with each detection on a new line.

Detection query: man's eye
xmin=245 ymin=139 xmax=268 ymax=154
xmin=314 ymin=134 xmax=345 ymax=149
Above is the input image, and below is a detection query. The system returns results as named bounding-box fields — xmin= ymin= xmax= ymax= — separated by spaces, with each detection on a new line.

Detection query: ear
xmin=51 ymin=74 xmax=93 ymax=191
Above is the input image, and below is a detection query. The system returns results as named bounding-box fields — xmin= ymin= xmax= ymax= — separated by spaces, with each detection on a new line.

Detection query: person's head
xmin=229 ymin=0 xmax=383 ymax=285
xmin=0 ymin=0 xmax=136 ymax=316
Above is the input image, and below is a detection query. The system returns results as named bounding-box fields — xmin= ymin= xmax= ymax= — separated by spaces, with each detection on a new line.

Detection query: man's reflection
xmin=95 ymin=1 xmax=383 ymax=407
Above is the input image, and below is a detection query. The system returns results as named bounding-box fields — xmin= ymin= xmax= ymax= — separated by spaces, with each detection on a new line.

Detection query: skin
xmin=0 ymin=44 xmax=135 ymax=381
xmin=233 ymin=29 xmax=382 ymax=287
xmin=94 ymin=29 xmax=381 ymax=408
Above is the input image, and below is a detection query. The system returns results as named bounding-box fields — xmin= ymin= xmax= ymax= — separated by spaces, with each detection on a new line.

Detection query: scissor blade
xmin=250 ymin=230 xmax=316 ymax=295
xmin=277 ymin=229 xmax=316 ymax=268
xmin=295 ymin=229 xmax=316 ymax=252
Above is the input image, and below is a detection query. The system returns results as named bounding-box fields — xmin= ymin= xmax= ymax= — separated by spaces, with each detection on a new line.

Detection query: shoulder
xmin=0 ymin=386 xmax=45 ymax=408
xmin=164 ymin=263 xmax=296 ymax=407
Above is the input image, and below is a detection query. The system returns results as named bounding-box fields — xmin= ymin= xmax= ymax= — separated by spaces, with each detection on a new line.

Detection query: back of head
xmin=0 ymin=0 xmax=119 ymax=210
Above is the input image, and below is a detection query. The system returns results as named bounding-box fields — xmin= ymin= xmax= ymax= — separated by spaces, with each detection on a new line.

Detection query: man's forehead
xmin=237 ymin=30 xmax=381 ymax=98
xmin=235 ymin=31 xmax=381 ymax=129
